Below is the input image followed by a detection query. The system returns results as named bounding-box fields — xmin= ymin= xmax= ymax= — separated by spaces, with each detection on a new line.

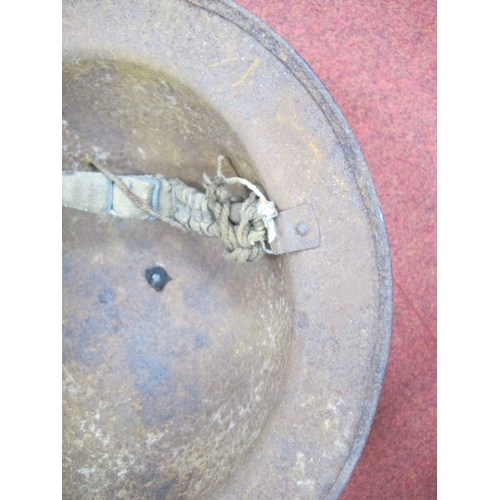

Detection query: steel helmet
xmin=62 ymin=1 xmax=392 ymax=498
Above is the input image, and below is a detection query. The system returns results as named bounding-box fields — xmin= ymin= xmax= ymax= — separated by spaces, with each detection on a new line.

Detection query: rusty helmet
xmin=62 ymin=1 xmax=392 ymax=499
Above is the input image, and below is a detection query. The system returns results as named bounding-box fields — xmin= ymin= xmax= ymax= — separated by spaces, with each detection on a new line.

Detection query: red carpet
xmin=236 ymin=1 xmax=437 ymax=498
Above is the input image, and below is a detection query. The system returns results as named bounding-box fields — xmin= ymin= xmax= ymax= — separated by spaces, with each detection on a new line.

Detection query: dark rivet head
xmin=145 ymin=266 xmax=172 ymax=291
xmin=295 ymin=221 xmax=309 ymax=236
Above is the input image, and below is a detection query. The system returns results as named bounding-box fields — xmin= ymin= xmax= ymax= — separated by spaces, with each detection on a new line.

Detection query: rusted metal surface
xmin=62 ymin=1 xmax=392 ymax=499
xmin=270 ymin=204 xmax=320 ymax=255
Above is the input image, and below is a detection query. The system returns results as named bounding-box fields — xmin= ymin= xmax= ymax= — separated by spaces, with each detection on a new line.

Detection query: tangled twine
xmin=83 ymin=155 xmax=277 ymax=263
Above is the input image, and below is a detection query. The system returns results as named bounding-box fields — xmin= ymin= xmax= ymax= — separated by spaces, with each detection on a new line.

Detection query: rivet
xmin=295 ymin=221 xmax=309 ymax=236
xmin=145 ymin=266 xmax=172 ymax=291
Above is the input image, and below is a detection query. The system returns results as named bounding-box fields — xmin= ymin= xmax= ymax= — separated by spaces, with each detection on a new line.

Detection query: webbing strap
xmin=62 ymin=157 xmax=277 ymax=263
xmin=62 ymin=171 xmax=168 ymax=220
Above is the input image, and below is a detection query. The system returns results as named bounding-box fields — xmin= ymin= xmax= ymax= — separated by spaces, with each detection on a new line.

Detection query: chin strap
xmin=62 ymin=155 xmax=277 ymax=263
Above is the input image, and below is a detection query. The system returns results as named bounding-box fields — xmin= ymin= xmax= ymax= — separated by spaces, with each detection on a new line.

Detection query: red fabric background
xmin=235 ymin=1 xmax=437 ymax=498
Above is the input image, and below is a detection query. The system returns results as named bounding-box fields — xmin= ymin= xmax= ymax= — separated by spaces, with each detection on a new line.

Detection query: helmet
xmin=62 ymin=1 xmax=392 ymax=499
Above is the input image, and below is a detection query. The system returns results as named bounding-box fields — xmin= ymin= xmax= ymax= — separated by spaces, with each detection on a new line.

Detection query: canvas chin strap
xmin=62 ymin=155 xmax=277 ymax=263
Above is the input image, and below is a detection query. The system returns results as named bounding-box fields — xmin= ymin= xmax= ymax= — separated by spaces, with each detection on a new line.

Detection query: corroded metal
xmin=62 ymin=1 xmax=392 ymax=499
xmin=270 ymin=204 xmax=320 ymax=255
